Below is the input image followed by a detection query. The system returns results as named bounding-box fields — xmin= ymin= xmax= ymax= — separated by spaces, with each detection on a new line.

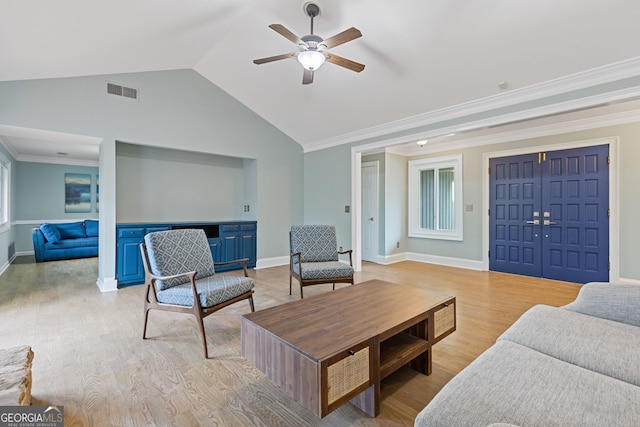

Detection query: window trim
xmin=408 ymin=154 xmax=463 ymax=241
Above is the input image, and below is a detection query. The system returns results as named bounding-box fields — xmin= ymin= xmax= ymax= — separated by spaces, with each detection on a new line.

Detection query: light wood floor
xmin=0 ymin=256 xmax=581 ymax=426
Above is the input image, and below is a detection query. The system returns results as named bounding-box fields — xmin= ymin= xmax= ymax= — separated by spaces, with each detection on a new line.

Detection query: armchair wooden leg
xmin=194 ymin=314 xmax=209 ymax=359
xmin=332 ymin=283 xmax=335 ymax=290
xmin=300 ymin=284 xmax=304 ymax=299
xmin=289 ymin=276 xmax=292 ymax=295
xmin=142 ymin=308 xmax=151 ymax=339
xmin=248 ymin=296 xmax=255 ymax=312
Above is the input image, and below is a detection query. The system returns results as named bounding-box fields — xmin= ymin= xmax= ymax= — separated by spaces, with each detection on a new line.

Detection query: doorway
xmin=489 ymin=144 xmax=609 ymax=283
xmin=361 ymin=161 xmax=379 ymax=262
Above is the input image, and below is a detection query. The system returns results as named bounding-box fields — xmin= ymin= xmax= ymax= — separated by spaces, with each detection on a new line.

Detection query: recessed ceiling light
xmin=416 ymin=140 xmax=428 ymax=146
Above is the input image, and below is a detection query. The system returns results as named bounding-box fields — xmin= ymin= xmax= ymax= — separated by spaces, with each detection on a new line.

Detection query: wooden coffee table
xmin=241 ymin=279 xmax=456 ymax=417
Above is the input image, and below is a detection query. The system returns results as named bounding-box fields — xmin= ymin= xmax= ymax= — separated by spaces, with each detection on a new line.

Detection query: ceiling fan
xmin=253 ymin=3 xmax=365 ymax=85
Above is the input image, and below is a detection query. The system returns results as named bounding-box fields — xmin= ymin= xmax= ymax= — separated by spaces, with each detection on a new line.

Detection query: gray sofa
xmin=415 ymin=282 xmax=640 ymax=427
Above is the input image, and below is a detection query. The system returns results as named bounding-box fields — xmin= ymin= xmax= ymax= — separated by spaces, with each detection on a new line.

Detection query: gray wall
xmin=0 ymin=69 xmax=304 ymax=285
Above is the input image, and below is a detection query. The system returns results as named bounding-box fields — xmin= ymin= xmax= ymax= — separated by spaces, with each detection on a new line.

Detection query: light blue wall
xmin=115 ymin=142 xmax=251 ymax=223
xmin=385 ymin=153 xmax=407 ymax=256
xmin=0 ymin=69 xmax=304 ymax=285
xmin=303 ymin=144 xmax=353 ymax=251
xmin=14 ymin=162 xmax=98 ymax=253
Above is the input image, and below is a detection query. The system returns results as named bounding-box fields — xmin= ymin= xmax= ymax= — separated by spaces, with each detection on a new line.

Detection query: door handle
xmin=526 ymin=220 xmax=540 ymax=225
xmin=368 ymin=217 xmax=374 ymax=221
xmin=544 ymin=220 xmax=557 ymax=225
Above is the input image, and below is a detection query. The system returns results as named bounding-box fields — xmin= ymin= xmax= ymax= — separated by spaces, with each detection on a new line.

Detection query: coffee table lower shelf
xmin=380 ymin=332 xmax=430 ymax=380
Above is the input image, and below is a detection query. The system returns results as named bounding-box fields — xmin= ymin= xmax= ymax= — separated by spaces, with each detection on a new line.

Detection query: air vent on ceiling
xmin=107 ymin=82 xmax=139 ymax=100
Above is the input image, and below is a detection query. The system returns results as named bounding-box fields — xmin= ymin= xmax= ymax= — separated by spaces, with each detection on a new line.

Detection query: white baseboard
xmin=616 ymin=277 xmax=640 ymax=286
xmin=97 ymin=276 xmax=118 ymax=292
xmin=0 ymin=254 xmax=17 ymax=277
xmin=256 ymin=256 xmax=289 ymax=269
xmin=375 ymin=251 xmax=484 ymax=271
xmin=15 ymin=251 xmax=34 ymax=256
xmin=377 ymin=253 xmax=408 ymax=265
xmin=408 ymin=252 xmax=484 ymax=270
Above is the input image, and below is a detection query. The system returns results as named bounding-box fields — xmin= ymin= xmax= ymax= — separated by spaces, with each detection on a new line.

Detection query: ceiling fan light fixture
xmin=297 ymin=50 xmax=325 ymax=70
xmin=416 ymin=139 xmax=428 ymax=146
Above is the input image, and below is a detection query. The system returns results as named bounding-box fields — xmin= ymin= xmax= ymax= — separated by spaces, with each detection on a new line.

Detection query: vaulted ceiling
xmin=3 ymin=0 xmax=640 ymax=162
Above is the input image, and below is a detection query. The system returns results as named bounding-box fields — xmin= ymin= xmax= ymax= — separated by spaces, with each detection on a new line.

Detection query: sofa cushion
xmin=156 ymin=275 xmax=254 ymax=308
xmin=39 ymin=223 xmax=61 ymax=243
xmin=415 ymin=340 xmax=640 ymax=427
xmin=44 ymin=237 xmax=99 ymax=250
xmin=85 ymin=219 xmax=99 ymax=237
xmin=56 ymin=222 xmax=86 ymax=239
xmin=497 ymin=304 xmax=640 ymax=387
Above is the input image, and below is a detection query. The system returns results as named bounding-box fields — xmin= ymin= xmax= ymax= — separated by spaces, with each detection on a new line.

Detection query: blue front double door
xmin=489 ymin=144 xmax=609 ymax=283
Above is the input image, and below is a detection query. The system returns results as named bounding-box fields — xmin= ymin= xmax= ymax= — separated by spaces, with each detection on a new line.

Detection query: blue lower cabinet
xmin=208 ymin=238 xmax=221 ymax=263
xmin=217 ymin=223 xmax=257 ymax=271
xmin=116 ymin=222 xmax=256 ymax=286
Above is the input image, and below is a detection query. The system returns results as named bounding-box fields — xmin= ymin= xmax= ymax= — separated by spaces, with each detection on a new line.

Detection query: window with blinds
xmin=409 ymin=154 xmax=463 ymax=240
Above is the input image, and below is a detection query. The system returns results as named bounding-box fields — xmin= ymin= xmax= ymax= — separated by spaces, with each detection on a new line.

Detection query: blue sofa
xmin=32 ymin=220 xmax=99 ymax=262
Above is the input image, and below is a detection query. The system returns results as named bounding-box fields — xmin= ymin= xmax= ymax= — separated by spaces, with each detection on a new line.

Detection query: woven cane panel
xmin=327 ymin=347 xmax=369 ymax=405
xmin=434 ymin=303 xmax=455 ymax=338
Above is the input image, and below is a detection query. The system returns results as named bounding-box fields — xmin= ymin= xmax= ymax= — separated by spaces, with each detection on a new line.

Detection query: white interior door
xmin=361 ymin=161 xmax=379 ymax=262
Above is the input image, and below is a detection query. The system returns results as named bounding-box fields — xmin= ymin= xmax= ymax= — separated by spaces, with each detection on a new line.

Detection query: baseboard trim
xmin=374 ymin=252 xmax=484 ymax=271
xmin=256 ymin=256 xmax=289 ymax=269
xmin=0 ymin=253 xmax=17 ymax=277
xmin=97 ymin=276 xmax=118 ymax=292
xmin=616 ymin=277 xmax=640 ymax=286
xmin=15 ymin=251 xmax=34 ymax=256
xmin=377 ymin=253 xmax=408 ymax=265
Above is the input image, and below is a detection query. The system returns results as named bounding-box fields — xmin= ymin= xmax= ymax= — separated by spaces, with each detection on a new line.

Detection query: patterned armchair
xmin=289 ymin=225 xmax=354 ymax=299
xmin=140 ymin=229 xmax=255 ymax=358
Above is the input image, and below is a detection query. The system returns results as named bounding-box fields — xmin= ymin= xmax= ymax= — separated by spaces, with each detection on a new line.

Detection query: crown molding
xmin=305 ymin=56 xmax=640 ymax=152
xmin=13 ymin=154 xmax=98 ymax=167
xmin=385 ymin=105 xmax=640 ymax=157
xmin=0 ymin=136 xmax=19 ymax=160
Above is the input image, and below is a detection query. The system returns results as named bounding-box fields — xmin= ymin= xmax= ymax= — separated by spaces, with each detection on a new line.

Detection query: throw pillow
xmin=39 ymin=223 xmax=61 ymax=243
xmin=56 ymin=222 xmax=87 ymax=239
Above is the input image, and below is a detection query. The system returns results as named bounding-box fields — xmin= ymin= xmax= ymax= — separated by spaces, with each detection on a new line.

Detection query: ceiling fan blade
xmin=253 ymin=52 xmax=297 ymax=65
xmin=326 ymin=54 xmax=365 ymax=73
xmin=302 ymin=69 xmax=314 ymax=85
xmin=322 ymin=27 xmax=362 ymax=49
xmin=269 ymin=24 xmax=303 ymax=45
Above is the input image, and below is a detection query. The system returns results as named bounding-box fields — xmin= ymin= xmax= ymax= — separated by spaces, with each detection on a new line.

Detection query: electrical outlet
xmin=396 ymin=241 xmax=400 ymax=248
xmin=243 ymin=205 xmax=250 ymax=212
xmin=345 ymin=205 xmax=350 ymax=213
